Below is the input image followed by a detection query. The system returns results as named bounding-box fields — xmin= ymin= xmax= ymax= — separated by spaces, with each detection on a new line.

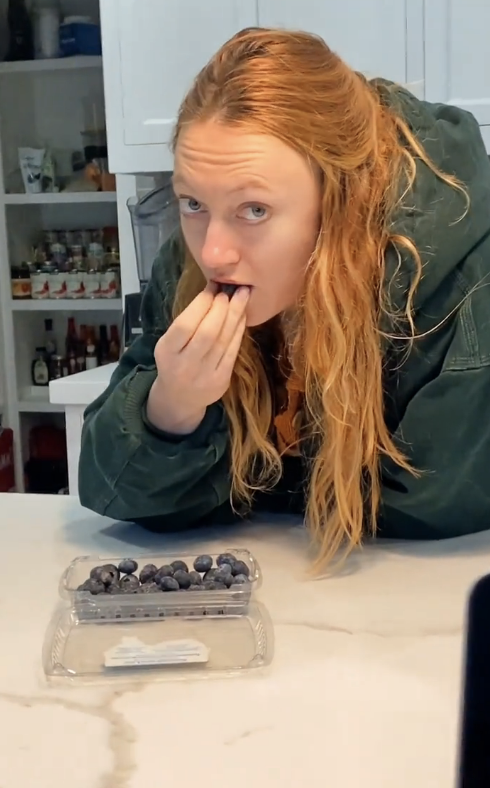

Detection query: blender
xmin=125 ymin=181 xmax=180 ymax=347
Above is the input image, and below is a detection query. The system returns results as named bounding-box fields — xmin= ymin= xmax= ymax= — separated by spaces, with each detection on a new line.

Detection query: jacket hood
xmin=379 ymin=82 xmax=490 ymax=318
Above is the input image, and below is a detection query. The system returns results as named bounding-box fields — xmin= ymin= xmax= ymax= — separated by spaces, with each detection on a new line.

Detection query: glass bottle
xmin=31 ymin=347 xmax=49 ymax=386
xmin=65 ymin=316 xmax=78 ymax=357
xmin=6 ymin=0 xmax=34 ymax=62
xmin=108 ymin=325 xmax=120 ymax=362
xmin=98 ymin=325 xmax=110 ymax=365
xmin=44 ymin=318 xmax=57 ymax=358
xmin=85 ymin=342 xmax=98 ymax=370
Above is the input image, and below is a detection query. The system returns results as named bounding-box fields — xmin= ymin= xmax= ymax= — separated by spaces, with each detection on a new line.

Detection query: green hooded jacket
xmin=79 ymin=86 xmax=490 ymax=540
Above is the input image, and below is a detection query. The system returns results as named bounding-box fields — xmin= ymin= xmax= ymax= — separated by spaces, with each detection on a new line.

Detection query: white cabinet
xmin=100 ymin=0 xmax=257 ymax=173
xmin=101 ymin=0 xmax=490 ymax=174
xmin=424 ymin=0 xmax=490 ymax=125
xmin=257 ymin=0 xmax=410 ymax=85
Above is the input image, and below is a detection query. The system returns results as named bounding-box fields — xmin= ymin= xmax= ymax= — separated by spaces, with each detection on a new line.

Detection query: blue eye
xmin=242 ymin=205 xmax=267 ymax=221
xmin=179 ymin=198 xmax=203 ymax=214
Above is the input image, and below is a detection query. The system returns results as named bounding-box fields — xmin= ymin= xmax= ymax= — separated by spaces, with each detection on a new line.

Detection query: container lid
xmin=43 ymin=599 xmax=273 ymax=684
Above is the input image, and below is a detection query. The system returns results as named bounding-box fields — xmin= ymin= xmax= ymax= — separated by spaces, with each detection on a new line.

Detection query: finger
xmin=205 ymin=287 xmax=251 ymax=368
xmin=184 ymin=292 xmax=231 ymax=360
xmin=216 ymin=316 xmax=247 ymax=376
xmin=164 ymin=286 xmax=216 ymax=352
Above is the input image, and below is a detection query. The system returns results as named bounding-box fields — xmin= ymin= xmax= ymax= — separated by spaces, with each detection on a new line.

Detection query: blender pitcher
xmin=125 ymin=182 xmax=180 ymax=348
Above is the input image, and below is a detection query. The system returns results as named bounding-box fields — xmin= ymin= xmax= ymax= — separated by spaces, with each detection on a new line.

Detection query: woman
xmin=79 ymin=28 xmax=490 ymax=569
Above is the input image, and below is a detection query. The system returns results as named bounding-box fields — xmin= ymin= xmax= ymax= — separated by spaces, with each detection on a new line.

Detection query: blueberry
xmin=106 ymin=583 xmax=122 ymax=594
xmin=139 ymin=563 xmax=158 ymax=584
xmin=98 ymin=569 xmax=115 ymax=587
xmin=203 ymin=580 xmax=227 ymax=590
xmin=136 ymin=581 xmax=161 ymax=594
xmin=203 ymin=580 xmax=220 ymax=590
xmin=223 ymin=573 xmax=235 ymax=588
xmin=154 ymin=564 xmax=174 ymax=582
xmin=119 ymin=574 xmax=140 ymax=591
xmin=214 ymin=566 xmax=233 ymax=583
xmin=231 ymin=560 xmax=250 ymax=578
xmin=218 ymin=283 xmax=238 ymax=297
xmin=161 ymin=576 xmax=180 ymax=591
xmin=174 ymin=570 xmax=192 ymax=589
xmin=232 ymin=574 xmax=249 ymax=585
xmin=204 ymin=569 xmax=218 ymax=581
xmin=193 ymin=554 xmax=213 ymax=573
xmin=188 ymin=584 xmax=203 ymax=591
xmin=188 ymin=571 xmax=203 ymax=586
xmin=82 ymin=578 xmax=105 ymax=595
xmin=118 ymin=558 xmax=138 ymax=575
xmin=90 ymin=564 xmax=120 ymax=582
xmin=98 ymin=564 xmax=120 ymax=582
xmin=171 ymin=560 xmax=189 ymax=573
xmin=217 ymin=553 xmax=237 ymax=567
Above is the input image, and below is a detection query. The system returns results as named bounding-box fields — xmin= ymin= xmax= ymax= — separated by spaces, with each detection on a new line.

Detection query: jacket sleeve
xmin=378 ymin=364 xmax=490 ymax=539
xmin=78 ymin=237 xmax=233 ymax=528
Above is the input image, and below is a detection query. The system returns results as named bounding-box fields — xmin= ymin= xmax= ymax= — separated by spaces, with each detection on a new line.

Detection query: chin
xmin=245 ymin=308 xmax=280 ymax=328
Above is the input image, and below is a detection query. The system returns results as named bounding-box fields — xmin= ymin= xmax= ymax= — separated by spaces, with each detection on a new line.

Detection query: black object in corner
xmin=458 ymin=573 xmax=490 ymax=787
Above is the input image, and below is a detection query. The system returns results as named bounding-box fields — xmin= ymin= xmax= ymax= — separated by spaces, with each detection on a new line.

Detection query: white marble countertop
xmin=49 ymin=363 xmax=116 ymax=405
xmin=2 ymin=493 xmax=488 ymax=787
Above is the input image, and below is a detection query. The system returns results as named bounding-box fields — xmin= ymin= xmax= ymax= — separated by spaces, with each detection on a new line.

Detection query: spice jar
xmin=50 ymin=355 xmax=64 ymax=380
xmin=84 ymin=268 xmax=101 ymax=299
xmin=11 ymin=263 xmax=32 ymax=299
xmin=65 ymin=268 xmax=85 ymax=299
xmin=30 ymin=266 xmax=51 ymax=300
xmin=48 ymin=268 xmax=67 ymax=299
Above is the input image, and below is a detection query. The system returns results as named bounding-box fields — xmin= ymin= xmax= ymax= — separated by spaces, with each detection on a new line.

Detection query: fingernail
xmin=235 ymin=286 xmax=250 ymax=300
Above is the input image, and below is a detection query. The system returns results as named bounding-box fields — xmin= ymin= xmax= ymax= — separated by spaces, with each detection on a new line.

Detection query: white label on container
xmin=104 ymin=637 xmax=210 ymax=668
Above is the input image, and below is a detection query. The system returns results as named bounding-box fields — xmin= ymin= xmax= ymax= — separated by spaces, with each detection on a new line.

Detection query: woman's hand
xmin=147 ymin=285 xmax=250 ymax=434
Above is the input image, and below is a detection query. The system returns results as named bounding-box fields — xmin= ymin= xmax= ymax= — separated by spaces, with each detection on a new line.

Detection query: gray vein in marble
xmin=277 ymin=620 xmax=462 ymax=638
xmin=225 ymin=725 xmax=273 ymax=746
xmin=0 ymin=686 xmax=144 ymax=787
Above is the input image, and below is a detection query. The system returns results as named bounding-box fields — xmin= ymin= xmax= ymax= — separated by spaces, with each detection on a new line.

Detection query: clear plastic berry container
xmin=42 ymin=597 xmax=274 ymax=684
xmin=59 ymin=548 xmax=261 ymax=612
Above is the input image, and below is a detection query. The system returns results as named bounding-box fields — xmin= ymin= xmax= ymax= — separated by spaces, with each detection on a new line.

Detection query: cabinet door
xmin=258 ymin=0 xmax=408 ymax=85
xmin=424 ymin=0 xmax=490 ymax=131
xmin=101 ymin=0 xmax=256 ymax=173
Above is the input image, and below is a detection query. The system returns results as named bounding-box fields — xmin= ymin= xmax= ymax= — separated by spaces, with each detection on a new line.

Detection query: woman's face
xmin=173 ymin=121 xmax=321 ymax=326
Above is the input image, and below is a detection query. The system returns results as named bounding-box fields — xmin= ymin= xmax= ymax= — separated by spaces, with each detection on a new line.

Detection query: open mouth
xmin=214 ymin=282 xmax=251 ymax=297
xmin=217 ymin=283 xmax=239 ymax=297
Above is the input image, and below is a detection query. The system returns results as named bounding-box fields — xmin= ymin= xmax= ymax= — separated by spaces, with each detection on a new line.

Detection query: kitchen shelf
xmin=18 ymin=398 xmax=64 ymax=414
xmin=11 ymin=299 xmax=122 ymax=312
xmin=18 ymin=386 xmax=64 ymax=413
xmin=0 ymin=28 xmax=127 ymax=494
xmin=4 ymin=191 xmax=117 ymax=205
xmin=0 ymin=56 xmax=103 ymax=75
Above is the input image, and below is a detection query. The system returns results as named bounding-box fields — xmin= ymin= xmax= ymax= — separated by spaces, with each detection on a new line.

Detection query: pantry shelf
xmin=11 ymin=299 xmax=123 ymax=312
xmin=0 ymin=10 xmax=128 ymax=495
xmin=18 ymin=399 xmax=64 ymax=414
xmin=0 ymin=56 xmax=103 ymax=76
xmin=3 ymin=191 xmax=117 ymax=205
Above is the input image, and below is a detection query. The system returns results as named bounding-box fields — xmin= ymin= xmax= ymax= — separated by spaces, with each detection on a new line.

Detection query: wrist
xmin=147 ymin=379 xmax=206 ymax=435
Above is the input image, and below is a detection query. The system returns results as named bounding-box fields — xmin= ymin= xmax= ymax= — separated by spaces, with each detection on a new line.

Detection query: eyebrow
xmin=172 ymin=175 xmax=272 ymax=194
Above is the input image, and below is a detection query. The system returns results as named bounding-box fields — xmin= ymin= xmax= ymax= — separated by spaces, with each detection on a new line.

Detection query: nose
xmin=200 ymin=220 xmax=239 ymax=271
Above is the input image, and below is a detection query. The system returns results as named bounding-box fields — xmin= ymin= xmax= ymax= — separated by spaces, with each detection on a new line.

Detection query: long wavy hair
xmin=171 ymin=28 xmax=466 ymax=570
